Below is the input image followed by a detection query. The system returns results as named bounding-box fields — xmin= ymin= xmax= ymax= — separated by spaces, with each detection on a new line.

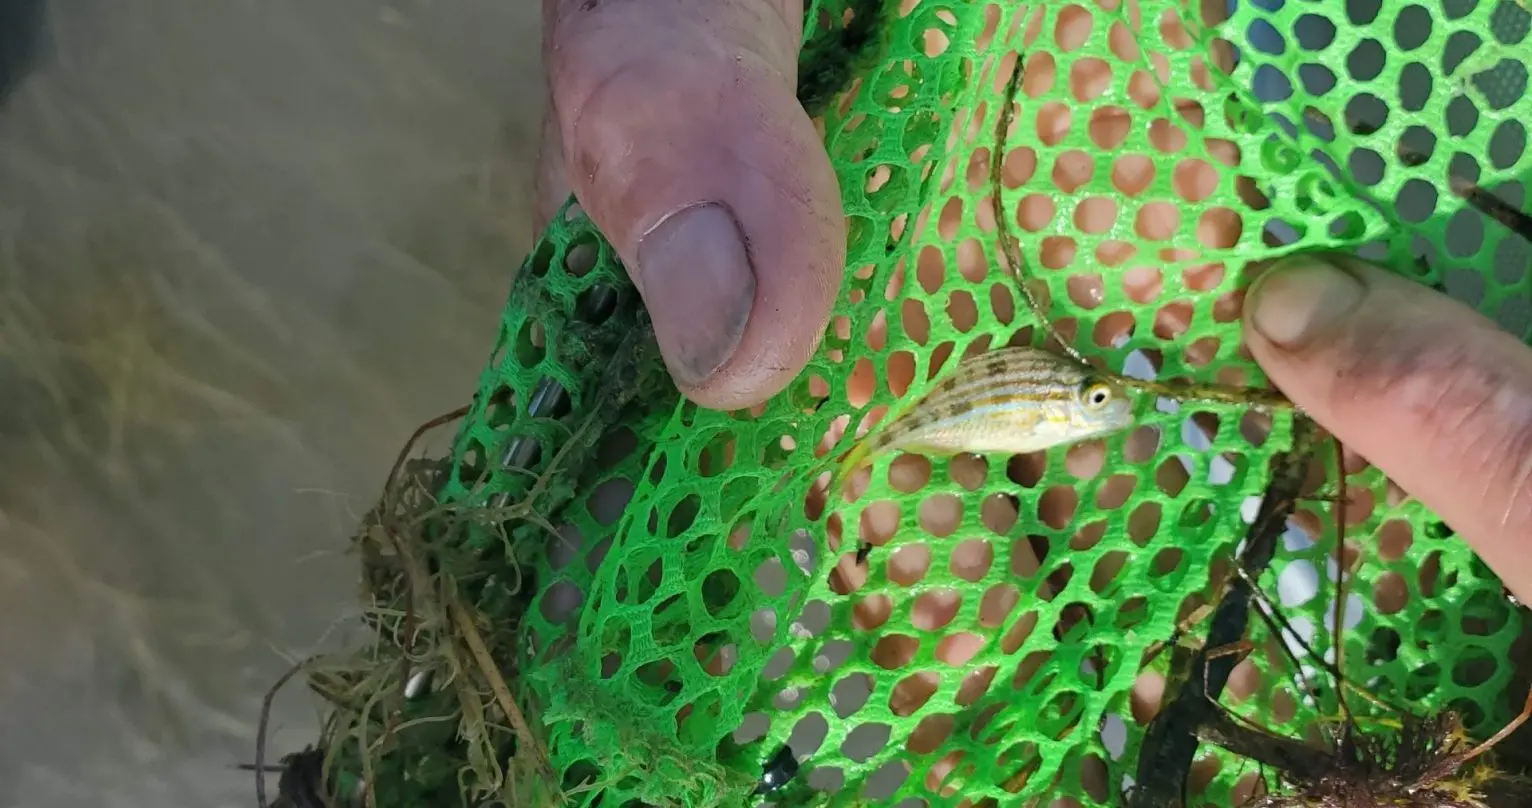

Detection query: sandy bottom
xmin=0 ymin=3 xmax=543 ymax=805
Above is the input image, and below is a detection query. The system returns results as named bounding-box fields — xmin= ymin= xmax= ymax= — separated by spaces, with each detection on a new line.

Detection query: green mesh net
xmin=329 ymin=1 xmax=1532 ymax=806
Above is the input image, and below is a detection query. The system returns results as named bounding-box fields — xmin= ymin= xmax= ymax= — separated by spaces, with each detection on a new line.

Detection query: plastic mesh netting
xmin=364 ymin=1 xmax=1532 ymax=806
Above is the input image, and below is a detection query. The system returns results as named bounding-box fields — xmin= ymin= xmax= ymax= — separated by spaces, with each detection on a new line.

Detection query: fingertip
xmin=1243 ymin=253 xmax=1367 ymax=352
xmin=547 ymin=0 xmax=844 ymax=411
xmin=1243 ymin=254 xmax=1532 ymax=598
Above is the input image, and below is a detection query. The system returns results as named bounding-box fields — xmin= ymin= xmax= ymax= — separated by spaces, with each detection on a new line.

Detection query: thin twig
xmin=1339 ymin=111 xmax=1532 ymax=246
xmin=1120 ymin=378 xmax=1293 ymax=411
xmin=1232 ymin=563 xmax=1395 ymax=718
xmin=989 ymin=53 xmax=1084 ymax=364
xmin=1449 ymin=174 xmax=1532 ymax=245
xmin=384 ymin=400 xmax=481 ymax=494
xmin=1332 ymin=439 xmax=1350 ymax=723
xmin=1129 ymin=418 xmax=1323 ymax=808
xmin=374 ymin=395 xmax=511 ymax=740
xmin=356 ymin=694 xmax=379 ymax=808
xmin=380 ymin=407 xmax=473 ymax=740
xmin=450 ymin=598 xmax=559 ymax=791
xmin=379 ymin=521 xmax=426 ymax=742
xmin=257 ymin=660 xmax=307 ymax=808
xmin=1195 ymin=706 xmax=1335 ymax=780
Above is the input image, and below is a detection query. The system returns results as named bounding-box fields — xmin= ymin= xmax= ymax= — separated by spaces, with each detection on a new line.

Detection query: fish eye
xmin=1082 ymin=381 xmax=1114 ymax=409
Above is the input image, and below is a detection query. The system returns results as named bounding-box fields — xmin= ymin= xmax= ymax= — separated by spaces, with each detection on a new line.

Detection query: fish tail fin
xmin=824 ymin=434 xmax=878 ymax=499
xmin=813 ymin=398 xmax=910 ymax=499
xmin=823 ymin=398 xmax=916 ymax=496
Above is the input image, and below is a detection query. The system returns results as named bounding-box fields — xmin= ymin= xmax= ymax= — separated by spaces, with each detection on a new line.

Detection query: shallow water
xmin=0 ymin=3 xmax=542 ymax=805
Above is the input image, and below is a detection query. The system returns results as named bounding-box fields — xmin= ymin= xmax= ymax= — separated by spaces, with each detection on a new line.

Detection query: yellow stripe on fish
xmin=829 ymin=346 xmax=1137 ymax=488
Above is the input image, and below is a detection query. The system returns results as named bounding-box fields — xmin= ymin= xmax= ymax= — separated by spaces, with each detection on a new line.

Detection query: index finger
xmin=1244 ymin=254 xmax=1532 ymax=600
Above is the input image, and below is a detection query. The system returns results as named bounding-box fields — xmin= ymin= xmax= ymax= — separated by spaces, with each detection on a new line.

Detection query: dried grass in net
xmin=257 ymin=405 xmax=577 ymax=808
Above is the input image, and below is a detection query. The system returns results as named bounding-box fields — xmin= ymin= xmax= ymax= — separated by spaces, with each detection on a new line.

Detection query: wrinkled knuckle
xmin=1363 ymin=346 xmax=1532 ymax=500
xmin=1463 ymin=382 xmax=1532 ymax=474
xmin=1393 ymin=356 xmax=1503 ymax=438
xmin=1325 ymin=331 xmax=1475 ymax=424
xmin=1477 ymin=384 xmax=1532 ymax=527
xmin=551 ymin=52 xmax=634 ymax=122
xmin=1490 ymin=423 xmax=1532 ymax=533
xmin=544 ymin=7 xmax=644 ymax=107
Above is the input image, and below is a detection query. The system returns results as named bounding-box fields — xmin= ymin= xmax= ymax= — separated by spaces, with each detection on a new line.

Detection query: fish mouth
xmin=1074 ymin=408 xmax=1136 ymax=439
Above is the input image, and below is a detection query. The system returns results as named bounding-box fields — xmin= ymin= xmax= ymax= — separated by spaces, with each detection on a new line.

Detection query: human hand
xmin=536 ymin=0 xmax=845 ymax=411
xmin=1244 ymin=254 xmax=1532 ymax=602
xmin=543 ymin=0 xmax=1529 ymax=624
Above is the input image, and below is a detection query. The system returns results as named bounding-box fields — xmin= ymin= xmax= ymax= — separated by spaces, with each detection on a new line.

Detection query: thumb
xmin=544 ymin=0 xmax=845 ymax=410
xmin=1244 ymin=254 xmax=1532 ymax=599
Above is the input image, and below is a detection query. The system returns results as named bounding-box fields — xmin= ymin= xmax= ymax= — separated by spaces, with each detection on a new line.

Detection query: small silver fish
xmin=835 ymin=345 xmax=1136 ymax=477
